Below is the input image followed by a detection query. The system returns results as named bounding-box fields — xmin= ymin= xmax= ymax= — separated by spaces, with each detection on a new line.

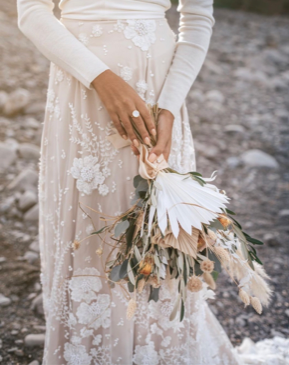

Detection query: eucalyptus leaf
xmin=127 ymin=260 xmax=136 ymax=285
xmin=91 ymin=226 xmax=107 ymax=235
xmin=134 ymin=246 xmax=142 ymax=262
xmin=209 ymin=219 xmax=224 ymax=231
xmin=154 ymin=254 xmax=161 ymax=268
xmin=127 ymin=282 xmax=134 ymax=292
xmin=119 ymin=259 xmax=129 ymax=279
xmin=180 ymin=299 xmax=185 ymax=322
xmin=169 ymin=294 xmax=181 ymax=321
xmin=149 ymin=286 xmax=160 ymax=302
xmin=109 ymin=265 xmax=122 ymax=282
xmin=114 ymin=220 xmax=130 ymax=238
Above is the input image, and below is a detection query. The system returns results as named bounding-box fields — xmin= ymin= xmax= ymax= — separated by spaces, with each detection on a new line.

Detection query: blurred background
xmin=0 ymin=0 xmax=288 ymax=364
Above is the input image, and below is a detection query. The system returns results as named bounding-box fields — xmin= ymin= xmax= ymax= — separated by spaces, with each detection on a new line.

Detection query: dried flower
xmin=95 ymin=247 xmax=103 ymax=256
xmin=207 ymin=229 xmax=217 ymax=243
xmin=126 ymin=298 xmax=137 ymax=319
xmin=73 ymin=240 xmax=80 ymax=250
xmin=251 ymin=296 xmax=262 ymax=314
xmin=137 ymin=278 xmax=146 ymax=293
xmin=133 ymin=211 xmax=144 ymax=239
xmin=203 ymin=272 xmax=216 ymax=290
xmin=197 ymin=235 xmax=206 ymax=251
xmin=139 ymin=257 xmax=154 ymax=276
xmin=200 ymin=259 xmax=214 ymax=273
xmin=218 ymin=214 xmax=231 ymax=228
xmin=214 ymin=246 xmax=230 ymax=262
xmin=239 ymin=288 xmax=250 ymax=306
xmin=187 ymin=276 xmax=203 ymax=292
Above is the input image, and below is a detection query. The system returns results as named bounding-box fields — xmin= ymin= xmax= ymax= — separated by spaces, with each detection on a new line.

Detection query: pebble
xmin=29 ymin=239 xmax=40 ymax=252
xmin=263 ymin=232 xmax=281 ymax=247
xmin=3 ymin=88 xmax=30 ymax=116
xmin=240 ymin=149 xmax=279 ymax=169
xmin=224 ymin=124 xmax=245 ymax=134
xmin=0 ymin=257 xmax=6 ymax=263
xmin=24 ymin=333 xmax=45 ymax=347
xmin=18 ymin=143 xmax=40 ymax=160
xmin=28 ymin=361 xmax=40 ymax=365
xmin=0 ymin=293 xmax=11 ymax=307
xmin=0 ymin=142 xmax=17 ymax=172
xmin=8 ymin=169 xmax=38 ymax=192
xmin=226 ymin=156 xmax=241 ymax=169
xmin=23 ymin=251 xmax=39 ymax=264
xmin=189 ymin=89 xmax=205 ymax=103
xmin=278 ymin=209 xmax=289 ymax=218
xmin=18 ymin=190 xmax=38 ymax=212
xmin=31 ymin=294 xmax=44 ymax=315
xmin=24 ymin=204 xmax=39 ymax=222
xmin=205 ymin=89 xmax=225 ymax=104
xmin=0 ymin=90 xmax=8 ymax=109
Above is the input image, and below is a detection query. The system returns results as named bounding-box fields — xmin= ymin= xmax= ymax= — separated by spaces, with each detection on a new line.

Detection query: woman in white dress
xmin=17 ymin=0 xmax=243 ymax=364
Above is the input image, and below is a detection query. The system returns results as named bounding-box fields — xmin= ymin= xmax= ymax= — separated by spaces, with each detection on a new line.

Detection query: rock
xmin=8 ymin=169 xmax=38 ymax=192
xmin=226 ymin=156 xmax=241 ymax=169
xmin=15 ymin=349 xmax=24 ymax=357
xmin=19 ymin=143 xmax=40 ymax=160
xmin=24 ymin=333 xmax=45 ymax=347
xmin=31 ymin=294 xmax=44 ymax=315
xmin=234 ymin=68 xmax=270 ymax=86
xmin=24 ymin=101 xmax=45 ymax=115
xmin=5 ymin=138 xmax=19 ymax=151
xmin=0 ymin=142 xmax=17 ymax=172
xmin=278 ymin=209 xmax=289 ymax=218
xmin=224 ymin=124 xmax=245 ymax=134
xmin=3 ymin=88 xmax=30 ymax=116
xmin=29 ymin=359 xmax=41 ymax=365
xmin=23 ymin=251 xmax=39 ymax=264
xmin=189 ymin=89 xmax=205 ymax=103
xmin=205 ymin=89 xmax=225 ymax=104
xmin=263 ymin=232 xmax=281 ymax=247
xmin=0 ymin=90 xmax=8 ymax=109
xmin=240 ymin=149 xmax=279 ymax=169
xmin=25 ymin=117 xmax=40 ymax=129
xmin=0 ymin=257 xmax=6 ymax=263
xmin=0 ymin=196 xmax=15 ymax=214
xmin=18 ymin=190 xmax=38 ymax=212
xmin=0 ymin=293 xmax=11 ymax=307
xmin=24 ymin=204 xmax=39 ymax=222
xmin=30 ymin=239 xmax=40 ymax=252
xmin=285 ymin=309 xmax=289 ymax=318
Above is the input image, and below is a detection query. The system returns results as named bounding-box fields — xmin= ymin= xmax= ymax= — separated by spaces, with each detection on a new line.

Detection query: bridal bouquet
xmin=76 ymin=105 xmax=271 ymax=322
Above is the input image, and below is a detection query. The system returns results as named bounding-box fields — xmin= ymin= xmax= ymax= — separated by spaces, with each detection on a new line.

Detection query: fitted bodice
xmin=59 ymin=0 xmax=171 ymax=20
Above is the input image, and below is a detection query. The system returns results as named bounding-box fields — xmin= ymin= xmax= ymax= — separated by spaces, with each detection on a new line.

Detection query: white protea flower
xmin=149 ymin=171 xmax=229 ymax=238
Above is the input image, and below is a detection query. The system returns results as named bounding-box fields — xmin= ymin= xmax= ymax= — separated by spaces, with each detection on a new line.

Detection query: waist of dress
xmin=60 ymin=4 xmax=167 ymax=21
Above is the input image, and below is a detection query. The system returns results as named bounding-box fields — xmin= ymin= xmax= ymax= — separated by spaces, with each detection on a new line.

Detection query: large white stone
xmin=8 ymin=169 xmax=38 ymax=192
xmin=0 ymin=293 xmax=11 ymax=307
xmin=28 ymin=361 xmax=40 ymax=365
xmin=24 ymin=334 xmax=45 ymax=347
xmin=18 ymin=190 xmax=37 ymax=212
xmin=0 ymin=142 xmax=17 ymax=172
xmin=24 ymin=204 xmax=39 ymax=222
xmin=23 ymin=251 xmax=39 ymax=264
xmin=205 ymin=89 xmax=225 ymax=104
xmin=3 ymin=88 xmax=30 ymax=116
xmin=19 ymin=143 xmax=40 ymax=160
xmin=240 ymin=149 xmax=279 ymax=169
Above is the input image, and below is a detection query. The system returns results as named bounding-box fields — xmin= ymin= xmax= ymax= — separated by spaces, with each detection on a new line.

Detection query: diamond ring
xmin=132 ymin=110 xmax=140 ymax=118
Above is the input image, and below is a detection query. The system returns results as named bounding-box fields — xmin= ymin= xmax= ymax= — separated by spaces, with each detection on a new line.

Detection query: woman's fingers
xmin=118 ymin=111 xmax=139 ymax=146
xmin=131 ymin=114 xmax=150 ymax=145
xmin=111 ymin=113 xmax=127 ymax=139
xmin=138 ymin=103 xmax=156 ymax=136
xmin=131 ymin=144 xmax=140 ymax=156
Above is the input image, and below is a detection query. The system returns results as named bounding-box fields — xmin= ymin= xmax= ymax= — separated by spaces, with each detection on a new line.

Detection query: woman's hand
xmin=131 ymin=109 xmax=174 ymax=163
xmin=92 ymin=70 xmax=156 ymax=147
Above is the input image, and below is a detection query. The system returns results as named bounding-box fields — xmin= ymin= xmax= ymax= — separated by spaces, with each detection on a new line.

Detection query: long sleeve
xmin=17 ymin=0 xmax=109 ymax=89
xmin=157 ymin=0 xmax=215 ymax=118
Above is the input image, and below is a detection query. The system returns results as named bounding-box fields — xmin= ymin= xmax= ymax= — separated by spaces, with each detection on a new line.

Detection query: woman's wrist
xmin=159 ymin=108 xmax=174 ymax=123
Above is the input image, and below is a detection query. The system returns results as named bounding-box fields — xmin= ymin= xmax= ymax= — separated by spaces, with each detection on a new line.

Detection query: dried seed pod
xmin=200 ymin=259 xmax=214 ymax=273
xmin=203 ymin=272 xmax=216 ymax=290
xmin=187 ymin=276 xmax=203 ymax=292
xmin=137 ymin=278 xmax=146 ymax=293
xmin=72 ymin=240 xmax=80 ymax=250
xmin=95 ymin=247 xmax=103 ymax=256
xmin=139 ymin=261 xmax=153 ymax=276
xmin=207 ymin=229 xmax=217 ymax=243
xmin=218 ymin=214 xmax=231 ymax=228
xmin=239 ymin=288 xmax=250 ymax=306
xmin=126 ymin=298 xmax=137 ymax=320
xmin=214 ymin=246 xmax=230 ymax=262
xmin=251 ymin=296 xmax=262 ymax=314
xmin=197 ymin=235 xmax=206 ymax=251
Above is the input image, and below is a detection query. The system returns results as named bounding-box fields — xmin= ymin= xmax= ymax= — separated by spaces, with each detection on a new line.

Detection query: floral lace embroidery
xmin=124 ymin=20 xmax=156 ymax=51
xmin=136 ymin=79 xmax=148 ymax=100
xmin=91 ymin=24 xmax=103 ymax=37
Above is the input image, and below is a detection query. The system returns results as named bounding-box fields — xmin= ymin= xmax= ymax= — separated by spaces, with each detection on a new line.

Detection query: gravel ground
xmin=0 ymin=2 xmax=288 ymax=364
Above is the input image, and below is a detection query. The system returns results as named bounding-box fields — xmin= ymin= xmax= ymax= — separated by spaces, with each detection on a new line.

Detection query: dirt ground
xmin=0 ymin=2 xmax=288 ymax=364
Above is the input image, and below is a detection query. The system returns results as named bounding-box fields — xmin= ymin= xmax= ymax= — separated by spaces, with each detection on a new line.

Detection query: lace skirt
xmin=39 ymin=18 xmax=242 ymax=365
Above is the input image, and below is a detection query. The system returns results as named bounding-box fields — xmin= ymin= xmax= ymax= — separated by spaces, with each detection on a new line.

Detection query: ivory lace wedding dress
xmin=17 ymin=0 xmax=243 ymax=364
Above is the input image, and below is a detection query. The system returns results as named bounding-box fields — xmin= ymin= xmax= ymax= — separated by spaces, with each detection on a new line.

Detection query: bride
xmin=17 ymin=0 xmax=243 ymax=363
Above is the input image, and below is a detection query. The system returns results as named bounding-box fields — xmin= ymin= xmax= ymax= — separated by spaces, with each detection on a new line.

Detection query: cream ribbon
xmin=106 ymin=130 xmax=168 ymax=179
xmin=137 ymin=144 xmax=168 ymax=179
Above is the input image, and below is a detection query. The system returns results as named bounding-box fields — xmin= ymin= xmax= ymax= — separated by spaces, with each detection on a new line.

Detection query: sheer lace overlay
xmin=39 ymin=19 xmax=242 ymax=365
